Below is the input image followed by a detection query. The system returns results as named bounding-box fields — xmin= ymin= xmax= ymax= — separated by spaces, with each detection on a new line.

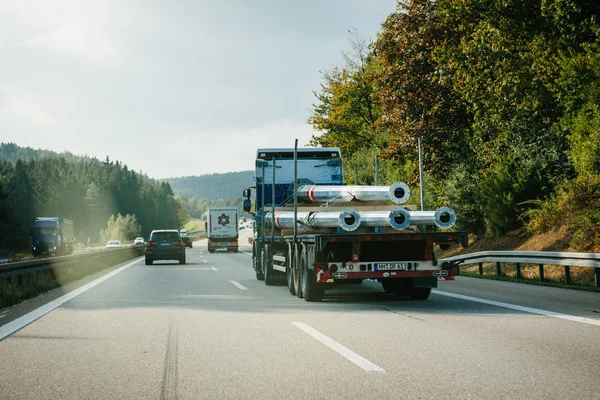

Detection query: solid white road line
xmin=240 ymin=250 xmax=252 ymax=256
xmin=230 ymin=280 xmax=248 ymax=291
xmin=0 ymin=257 xmax=142 ymax=341
xmin=211 ymin=267 xmax=218 ymax=271
xmin=433 ymin=290 xmax=600 ymax=327
xmin=292 ymin=322 xmax=385 ymax=373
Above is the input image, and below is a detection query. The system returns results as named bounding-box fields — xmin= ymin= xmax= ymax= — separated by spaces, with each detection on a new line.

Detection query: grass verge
xmin=442 ymin=230 xmax=600 ymax=292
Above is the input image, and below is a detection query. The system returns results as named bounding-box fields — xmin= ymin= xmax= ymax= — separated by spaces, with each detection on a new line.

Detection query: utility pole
xmin=418 ymin=137 xmax=426 ymax=232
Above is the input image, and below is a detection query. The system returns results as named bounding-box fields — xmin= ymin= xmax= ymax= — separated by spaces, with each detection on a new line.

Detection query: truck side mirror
xmin=243 ymin=199 xmax=252 ymax=212
xmin=243 ymin=189 xmax=251 ymax=198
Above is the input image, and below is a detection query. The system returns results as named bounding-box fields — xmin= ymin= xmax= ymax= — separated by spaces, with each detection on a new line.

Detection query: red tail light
xmin=147 ymin=241 xmax=157 ymax=247
xmin=174 ymin=241 xmax=183 ymax=247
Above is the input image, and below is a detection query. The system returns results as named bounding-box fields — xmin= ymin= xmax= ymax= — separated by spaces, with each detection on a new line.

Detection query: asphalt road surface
xmin=1 ymin=239 xmax=599 ymax=399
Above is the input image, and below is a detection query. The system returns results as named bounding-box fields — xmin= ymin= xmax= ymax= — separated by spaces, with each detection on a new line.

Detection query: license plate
xmin=375 ymin=263 xmax=407 ymax=271
xmin=160 ymin=243 xmax=171 ymax=247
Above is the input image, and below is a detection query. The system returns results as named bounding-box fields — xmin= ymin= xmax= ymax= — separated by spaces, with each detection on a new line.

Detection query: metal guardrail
xmin=0 ymin=247 xmax=145 ymax=282
xmin=442 ymin=251 xmax=600 ymax=288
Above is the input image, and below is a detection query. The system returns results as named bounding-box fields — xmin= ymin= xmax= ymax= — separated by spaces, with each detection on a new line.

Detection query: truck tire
xmin=145 ymin=256 xmax=153 ymax=265
xmin=262 ymin=248 xmax=276 ymax=286
xmin=287 ymin=247 xmax=296 ymax=296
xmin=408 ymin=287 xmax=431 ymax=300
xmin=294 ymin=247 xmax=303 ymax=298
xmin=253 ymin=253 xmax=264 ymax=280
xmin=382 ymin=280 xmax=403 ymax=295
xmin=301 ymin=252 xmax=324 ymax=302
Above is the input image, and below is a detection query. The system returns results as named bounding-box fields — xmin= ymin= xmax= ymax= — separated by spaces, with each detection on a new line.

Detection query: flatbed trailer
xmin=256 ymin=230 xmax=467 ymax=301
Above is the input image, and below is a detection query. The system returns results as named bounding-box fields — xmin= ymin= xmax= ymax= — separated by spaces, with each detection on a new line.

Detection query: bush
xmin=99 ymin=213 xmax=141 ymax=243
xmin=526 ymin=175 xmax=600 ymax=251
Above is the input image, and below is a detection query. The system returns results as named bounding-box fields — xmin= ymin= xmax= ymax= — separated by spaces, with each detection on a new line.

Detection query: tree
xmin=309 ymin=29 xmax=383 ymax=160
xmin=374 ymin=0 xmax=472 ymax=178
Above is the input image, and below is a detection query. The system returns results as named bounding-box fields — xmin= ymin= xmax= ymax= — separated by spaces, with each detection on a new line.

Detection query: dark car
xmin=145 ymin=229 xmax=186 ymax=265
xmin=181 ymin=236 xmax=193 ymax=248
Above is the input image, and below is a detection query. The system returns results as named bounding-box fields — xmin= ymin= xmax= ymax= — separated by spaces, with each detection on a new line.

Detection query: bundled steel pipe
xmin=296 ymin=182 xmax=410 ymax=205
xmin=265 ymin=208 xmax=361 ymax=232
xmin=409 ymin=206 xmax=456 ymax=229
xmin=358 ymin=208 xmax=411 ymax=230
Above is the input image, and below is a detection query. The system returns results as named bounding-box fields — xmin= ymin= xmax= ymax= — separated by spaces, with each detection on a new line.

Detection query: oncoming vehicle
xmin=32 ymin=217 xmax=74 ymax=256
xmin=182 ymin=236 xmax=193 ymax=248
xmin=180 ymin=229 xmax=187 ymax=236
xmin=105 ymin=240 xmax=122 ymax=249
xmin=145 ymin=230 xmax=186 ymax=265
xmin=134 ymin=237 xmax=145 ymax=246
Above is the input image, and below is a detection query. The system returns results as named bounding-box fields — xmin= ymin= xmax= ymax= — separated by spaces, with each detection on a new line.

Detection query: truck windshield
xmin=34 ymin=228 xmax=57 ymax=237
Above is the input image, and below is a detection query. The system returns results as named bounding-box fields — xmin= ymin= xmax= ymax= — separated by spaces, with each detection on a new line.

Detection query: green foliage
xmin=0 ymin=179 xmax=29 ymax=250
xmin=175 ymin=196 xmax=191 ymax=227
xmin=526 ymin=176 xmax=600 ymax=251
xmin=374 ymin=0 xmax=472 ymax=177
xmin=441 ymin=163 xmax=485 ymax=234
xmin=0 ymin=146 xmax=184 ymax=251
xmin=100 ymin=214 xmax=141 ymax=242
xmin=309 ymin=0 xmax=600 ymax=243
xmin=0 ymin=142 xmax=100 ymax=165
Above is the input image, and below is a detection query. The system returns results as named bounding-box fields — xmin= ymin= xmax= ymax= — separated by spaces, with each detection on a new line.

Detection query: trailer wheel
xmin=301 ymin=252 xmax=324 ymax=302
xmin=287 ymin=246 xmax=296 ymax=296
xmin=253 ymin=249 xmax=264 ymax=280
xmin=263 ymin=247 xmax=276 ymax=286
xmin=408 ymin=287 xmax=431 ymax=300
xmin=382 ymin=280 xmax=403 ymax=295
xmin=294 ymin=246 xmax=303 ymax=298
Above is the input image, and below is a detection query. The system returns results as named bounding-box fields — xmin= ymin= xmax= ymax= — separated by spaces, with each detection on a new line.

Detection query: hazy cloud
xmin=0 ymin=0 xmax=396 ymax=178
xmin=0 ymin=85 xmax=58 ymax=126
xmin=25 ymin=20 xmax=117 ymax=62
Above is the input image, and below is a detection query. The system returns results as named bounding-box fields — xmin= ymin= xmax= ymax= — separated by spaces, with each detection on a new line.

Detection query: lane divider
xmin=0 ymin=257 xmax=142 ymax=341
xmin=292 ymin=322 xmax=385 ymax=373
xmin=433 ymin=290 xmax=600 ymax=327
xmin=211 ymin=267 xmax=218 ymax=271
xmin=229 ymin=280 xmax=248 ymax=291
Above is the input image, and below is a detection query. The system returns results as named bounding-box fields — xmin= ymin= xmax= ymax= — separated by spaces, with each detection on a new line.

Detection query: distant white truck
xmin=207 ymin=207 xmax=239 ymax=253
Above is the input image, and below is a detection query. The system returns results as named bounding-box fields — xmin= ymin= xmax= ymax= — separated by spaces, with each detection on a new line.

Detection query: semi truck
xmin=242 ymin=147 xmax=467 ymax=302
xmin=207 ymin=207 xmax=239 ymax=253
xmin=32 ymin=217 xmax=74 ymax=256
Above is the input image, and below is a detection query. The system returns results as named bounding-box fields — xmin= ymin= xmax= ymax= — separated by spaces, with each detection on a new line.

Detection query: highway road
xmin=0 ymin=239 xmax=599 ymax=399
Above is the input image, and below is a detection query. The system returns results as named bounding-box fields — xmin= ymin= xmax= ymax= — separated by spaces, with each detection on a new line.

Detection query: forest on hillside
xmin=0 ymin=155 xmax=187 ymax=251
xmin=0 ymin=142 xmax=100 ymax=165
xmin=309 ymin=0 xmax=600 ymax=251
xmin=165 ymin=171 xmax=254 ymax=201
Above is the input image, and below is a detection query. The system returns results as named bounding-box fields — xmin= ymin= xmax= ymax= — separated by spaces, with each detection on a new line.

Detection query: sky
xmin=0 ymin=0 xmax=397 ymax=179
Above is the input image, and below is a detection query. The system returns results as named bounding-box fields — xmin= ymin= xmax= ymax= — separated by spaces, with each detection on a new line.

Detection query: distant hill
xmin=0 ymin=142 xmax=100 ymax=164
xmin=165 ymin=171 xmax=254 ymax=200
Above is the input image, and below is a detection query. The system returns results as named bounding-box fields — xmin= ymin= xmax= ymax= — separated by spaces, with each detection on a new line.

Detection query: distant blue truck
xmin=32 ymin=217 xmax=74 ymax=256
